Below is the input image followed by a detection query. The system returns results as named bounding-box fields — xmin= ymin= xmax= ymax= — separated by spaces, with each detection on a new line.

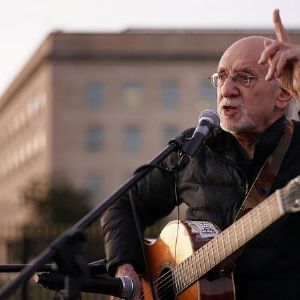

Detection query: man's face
xmin=216 ymin=37 xmax=280 ymax=135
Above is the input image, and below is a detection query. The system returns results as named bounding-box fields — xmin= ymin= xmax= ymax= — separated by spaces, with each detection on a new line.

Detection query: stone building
xmin=1 ymin=29 xmax=300 ymax=225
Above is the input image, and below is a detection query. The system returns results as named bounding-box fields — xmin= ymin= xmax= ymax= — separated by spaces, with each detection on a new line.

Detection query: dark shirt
xmin=239 ymin=116 xmax=286 ymax=188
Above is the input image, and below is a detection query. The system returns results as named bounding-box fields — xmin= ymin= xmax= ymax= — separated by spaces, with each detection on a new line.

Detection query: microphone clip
xmin=176 ymin=152 xmax=192 ymax=171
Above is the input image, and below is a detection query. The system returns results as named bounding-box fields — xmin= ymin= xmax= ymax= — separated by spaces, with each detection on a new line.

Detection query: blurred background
xmin=0 ymin=0 xmax=300 ymax=299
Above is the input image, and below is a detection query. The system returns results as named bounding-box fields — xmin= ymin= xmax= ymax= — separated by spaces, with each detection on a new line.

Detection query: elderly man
xmin=101 ymin=34 xmax=300 ymax=300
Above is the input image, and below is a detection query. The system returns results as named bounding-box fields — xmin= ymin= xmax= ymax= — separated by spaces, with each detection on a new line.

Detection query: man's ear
xmin=275 ymin=87 xmax=293 ymax=109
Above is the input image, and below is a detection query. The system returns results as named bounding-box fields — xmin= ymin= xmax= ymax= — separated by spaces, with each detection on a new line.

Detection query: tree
xmin=5 ymin=178 xmax=103 ymax=299
xmin=23 ymin=177 xmax=92 ymax=226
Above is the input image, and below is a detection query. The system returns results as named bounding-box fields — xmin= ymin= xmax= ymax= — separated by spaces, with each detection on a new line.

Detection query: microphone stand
xmin=0 ymin=137 xmax=184 ymax=300
xmin=0 ymin=259 xmax=107 ymax=275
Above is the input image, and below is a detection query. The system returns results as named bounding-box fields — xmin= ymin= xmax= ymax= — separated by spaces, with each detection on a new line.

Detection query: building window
xmin=87 ymin=174 xmax=103 ymax=202
xmin=86 ymin=126 xmax=104 ymax=151
xmin=123 ymin=82 xmax=142 ymax=109
xmin=162 ymin=82 xmax=179 ymax=108
xmin=124 ymin=126 xmax=141 ymax=152
xmin=163 ymin=126 xmax=179 ymax=145
xmin=199 ymin=82 xmax=216 ymax=109
xmin=86 ymin=83 xmax=105 ymax=108
xmin=0 ymin=131 xmax=46 ymax=178
xmin=26 ymin=91 xmax=47 ymax=118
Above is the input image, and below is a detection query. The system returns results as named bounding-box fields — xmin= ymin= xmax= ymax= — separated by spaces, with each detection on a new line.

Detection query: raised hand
xmin=258 ymin=9 xmax=300 ymax=100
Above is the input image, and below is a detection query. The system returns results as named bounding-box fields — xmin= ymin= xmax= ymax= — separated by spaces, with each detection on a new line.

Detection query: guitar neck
xmin=174 ymin=191 xmax=285 ymax=293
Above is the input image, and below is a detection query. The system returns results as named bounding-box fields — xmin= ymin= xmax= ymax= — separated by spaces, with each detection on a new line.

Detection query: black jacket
xmin=101 ymin=117 xmax=300 ymax=300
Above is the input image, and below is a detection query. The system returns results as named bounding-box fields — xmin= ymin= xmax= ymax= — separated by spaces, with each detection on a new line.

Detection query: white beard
xmin=218 ymin=98 xmax=256 ymax=133
xmin=220 ymin=115 xmax=256 ymax=133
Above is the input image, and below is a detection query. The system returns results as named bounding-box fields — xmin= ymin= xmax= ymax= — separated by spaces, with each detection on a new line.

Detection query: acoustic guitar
xmin=141 ymin=176 xmax=300 ymax=300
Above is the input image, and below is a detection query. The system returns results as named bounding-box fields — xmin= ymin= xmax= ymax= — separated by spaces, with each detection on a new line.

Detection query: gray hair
xmin=271 ymin=79 xmax=297 ymax=119
xmin=285 ymin=97 xmax=298 ymax=119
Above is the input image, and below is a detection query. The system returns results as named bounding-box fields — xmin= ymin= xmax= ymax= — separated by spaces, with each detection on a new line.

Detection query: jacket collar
xmin=207 ymin=116 xmax=287 ymax=164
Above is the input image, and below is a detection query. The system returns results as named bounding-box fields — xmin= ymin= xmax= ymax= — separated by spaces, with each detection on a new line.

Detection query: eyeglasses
xmin=210 ymin=72 xmax=264 ymax=88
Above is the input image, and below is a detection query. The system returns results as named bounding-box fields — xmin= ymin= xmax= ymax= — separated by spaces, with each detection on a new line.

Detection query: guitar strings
xmin=139 ymin=192 xmax=283 ymax=299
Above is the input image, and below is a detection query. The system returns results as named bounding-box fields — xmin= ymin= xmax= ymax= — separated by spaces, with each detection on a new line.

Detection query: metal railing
xmin=0 ymin=221 xmax=106 ymax=300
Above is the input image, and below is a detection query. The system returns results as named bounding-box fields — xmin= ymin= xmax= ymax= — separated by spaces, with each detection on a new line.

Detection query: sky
xmin=0 ymin=0 xmax=300 ymax=96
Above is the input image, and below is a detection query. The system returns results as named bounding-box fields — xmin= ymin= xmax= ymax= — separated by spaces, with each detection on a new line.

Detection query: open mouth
xmin=221 ymin=104 xmax=239 ymax=117
xmin=223 ymin=105 xmax=236 ymax=112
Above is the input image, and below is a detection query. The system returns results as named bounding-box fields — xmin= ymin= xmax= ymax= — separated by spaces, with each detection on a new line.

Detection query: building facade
xmin=1 ymin=29 xmax=300 ymax=225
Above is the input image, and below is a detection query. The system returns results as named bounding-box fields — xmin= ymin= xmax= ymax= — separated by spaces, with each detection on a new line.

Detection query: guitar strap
xmin=235 ymin=119 xmax=294 ymax=221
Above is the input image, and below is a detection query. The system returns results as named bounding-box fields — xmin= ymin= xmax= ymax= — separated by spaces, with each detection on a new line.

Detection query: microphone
xmin=177 ymin=109 xmax=220 ymax=169
xmin=34 ymin=272 xmax=135 ymax=299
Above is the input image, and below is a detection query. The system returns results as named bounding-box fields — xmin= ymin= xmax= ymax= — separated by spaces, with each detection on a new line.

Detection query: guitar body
xmin=142 ymin=220 xmax=235 ymax=300
xmin=118 ymin=177 xmax=300 ymax=299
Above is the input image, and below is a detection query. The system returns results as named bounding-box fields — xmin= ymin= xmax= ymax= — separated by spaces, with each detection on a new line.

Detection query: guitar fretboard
xmin=173 ymin=191 xmax=284 ymax=294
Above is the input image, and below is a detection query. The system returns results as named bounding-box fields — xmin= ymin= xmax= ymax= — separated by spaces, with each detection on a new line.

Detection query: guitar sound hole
xmin=157 ymin=268 xmax=176 ymax=300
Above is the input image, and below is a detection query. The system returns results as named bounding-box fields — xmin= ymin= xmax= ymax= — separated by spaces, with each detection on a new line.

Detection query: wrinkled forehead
xmin=218 ymin=36 xmax=271 ymax=73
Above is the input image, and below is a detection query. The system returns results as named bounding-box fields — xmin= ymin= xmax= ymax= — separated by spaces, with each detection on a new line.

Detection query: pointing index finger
xmin=273 ymin=9 xmax=290 ymax=43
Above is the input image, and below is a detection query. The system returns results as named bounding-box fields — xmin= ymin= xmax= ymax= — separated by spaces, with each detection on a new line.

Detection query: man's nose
xmin=219 ymin=76 xmax=240 ymax=98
